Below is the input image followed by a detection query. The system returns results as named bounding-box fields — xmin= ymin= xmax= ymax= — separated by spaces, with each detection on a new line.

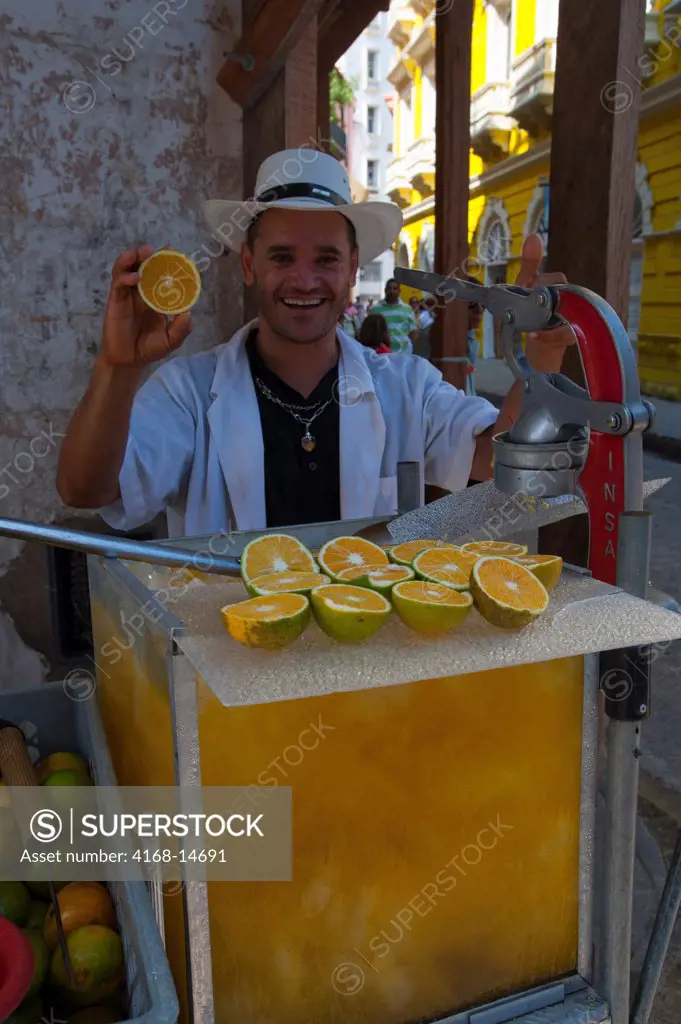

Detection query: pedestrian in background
xmin=358 ymin=313 xmax=392 ymax=354
xmin=463 ymin=273 xmax=484 ymax=397
xmin=372 ymin=278 xmax=419 ymax=354
xmin=408 ymin=294 xmax=434 ymax=359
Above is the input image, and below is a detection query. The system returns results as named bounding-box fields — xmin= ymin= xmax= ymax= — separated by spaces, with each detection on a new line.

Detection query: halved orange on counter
xmin=511 ymin=554 xmax=563 ymax=592
xmin=318 ymin=536 xmax=389 ymax=580
xmin=137 ymin=248 xmax=201 ymax=315
xmin=470 ymin=556 xmax=549 ymax=629
xmin=461 ymin=540 xmax=528 ymax=558
xmin=388 ymin=540 xmax=457 ymax=567
xmin=336 ymin=564 xmax=386 ymax=583
xmin=412 ymin=547 xmax=471 ymax=591
xmin=221 ymin=593 xmax=310 ymax=650
xmin=392 ymin=580 xmax=473 ymax=636
xmin=310 ymin=584 xmax=391 ymax=642
xmin=241 ymin=534 xmax=316 ymax=582
xmin=337 ymin=563 xmax=415 ymax=594
xmin=246 ymin=571 xmax=329 ymax=597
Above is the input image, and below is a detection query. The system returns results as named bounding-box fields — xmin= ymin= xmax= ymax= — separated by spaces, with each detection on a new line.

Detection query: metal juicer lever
xmin=393 ymin=267 xmax=559 ymax=334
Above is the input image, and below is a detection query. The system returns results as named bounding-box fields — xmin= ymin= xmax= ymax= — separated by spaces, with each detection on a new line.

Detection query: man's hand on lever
xmin=57 ymin=246 xmax=193 ymax=508
xmin=470 ymin=233 xmax=576 ymax=481
xmin=514 ymin=232 xmax=575 ymax=375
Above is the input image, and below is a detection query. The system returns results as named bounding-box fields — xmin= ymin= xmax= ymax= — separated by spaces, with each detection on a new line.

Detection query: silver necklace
xmin=254 ymin=376 xmax=334 ymax=452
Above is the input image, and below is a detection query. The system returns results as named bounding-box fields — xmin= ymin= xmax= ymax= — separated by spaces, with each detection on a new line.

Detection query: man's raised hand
xmin=101 ymin=246 xmax=193 ymax=367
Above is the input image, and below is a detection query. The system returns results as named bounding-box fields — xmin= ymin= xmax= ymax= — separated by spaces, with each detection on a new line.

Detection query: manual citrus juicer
xmin=395 ymin=266 xmax=656 ymax=587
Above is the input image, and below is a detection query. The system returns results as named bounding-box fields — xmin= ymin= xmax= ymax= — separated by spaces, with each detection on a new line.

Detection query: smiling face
xmin=241 ymin=207 xmax=358 ymax=345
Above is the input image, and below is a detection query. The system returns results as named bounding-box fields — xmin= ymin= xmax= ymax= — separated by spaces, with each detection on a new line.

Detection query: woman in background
xmin=358 ymin=313 xmax=392 ymax=354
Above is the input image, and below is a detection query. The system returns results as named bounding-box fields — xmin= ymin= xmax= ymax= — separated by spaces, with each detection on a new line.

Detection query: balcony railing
xmin=387 ymin=4 xmax=417 ymax=48
xmin=386 ymin=154 xmax=413 ymax=208
xmin=404 ymin=12 xmax=435 ymax=65
xmin=387 ymin=53 xmax=413 ymax=91
xmin=509 ymin=37 xmax=557 ymax=133
xmin=404 ymin=136 xmax=435 ymax=196
xmin=470 ymin=81 xmax=516 ymax=160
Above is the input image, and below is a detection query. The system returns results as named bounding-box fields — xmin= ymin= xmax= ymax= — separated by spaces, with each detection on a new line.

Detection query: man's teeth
xmin=282 ymin=298 xmax=325 ymax=307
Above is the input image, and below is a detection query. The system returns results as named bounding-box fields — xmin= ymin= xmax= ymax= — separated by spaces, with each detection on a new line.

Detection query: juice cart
xmin=2 ymin=276 xmax=681 ymax=1024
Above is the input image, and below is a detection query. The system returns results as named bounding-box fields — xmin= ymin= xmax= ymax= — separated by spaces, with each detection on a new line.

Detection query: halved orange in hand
xmin=137 ymin=248 xmax=201 ymax=314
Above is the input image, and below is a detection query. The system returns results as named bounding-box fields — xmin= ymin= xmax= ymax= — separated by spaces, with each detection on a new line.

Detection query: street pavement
xmin=637 ymin=453 xmax=681 ymax=1022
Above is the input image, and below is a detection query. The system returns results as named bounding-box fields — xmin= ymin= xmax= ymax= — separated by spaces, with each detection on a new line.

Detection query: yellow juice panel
xmin=198 ymin=657 xmax=585 ymax=1024
xmin=90 ymin=581 xmax=190 ymax=1024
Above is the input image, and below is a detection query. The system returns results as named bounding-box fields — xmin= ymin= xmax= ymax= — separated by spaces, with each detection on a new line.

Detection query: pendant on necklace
xmin=301 ymin=431 xmax=316 ymax=452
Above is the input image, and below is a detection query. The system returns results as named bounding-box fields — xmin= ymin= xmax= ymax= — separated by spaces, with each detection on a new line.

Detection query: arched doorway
xmin=416 ymin=224 xmax=435 ymax=273
xmin=477 ymin=199 xmax=512 ymax=358
xmin=396 ymin=242 xmax=410 ymax=269
xmin=523 ymin=179 xmax=550 ymax=271
xmin=628 ymin=163 xmax=653 ymax=358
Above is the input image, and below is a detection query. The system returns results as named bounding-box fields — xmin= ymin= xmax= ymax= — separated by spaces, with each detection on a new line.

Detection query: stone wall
xmin=0 ymin=0 xmax=244 ymax=685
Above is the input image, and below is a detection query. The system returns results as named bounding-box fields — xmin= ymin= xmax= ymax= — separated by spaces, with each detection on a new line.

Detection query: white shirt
xmin=100 ymin=321 xmax=498 ymax=538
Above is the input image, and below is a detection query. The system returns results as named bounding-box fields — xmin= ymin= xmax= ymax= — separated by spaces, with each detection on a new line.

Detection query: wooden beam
xmin=218 ymin=0 xmax=325 ymax=109
xmin=318 ymin=0 xmax=391 ymax=75
xmin=430 ymin=0 xmax=474 ymax=393
xmin=548 ymin=0 xmax=645 ymax=323
xmin=317 ymin=68 xmax=331 ymax=153
xmin=539 ymin=0 xmax=646 ymax=565
xmin=242 ymin=14 xmax=318 ymax=319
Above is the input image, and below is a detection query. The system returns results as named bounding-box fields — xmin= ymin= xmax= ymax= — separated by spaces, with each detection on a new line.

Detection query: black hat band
xmin=255 ymin=183 xmax=348 ymax=207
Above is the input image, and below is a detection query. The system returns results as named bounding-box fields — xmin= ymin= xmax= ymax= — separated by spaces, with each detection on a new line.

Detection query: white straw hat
xmin=203 ymin=148 xmax=403 ymax=264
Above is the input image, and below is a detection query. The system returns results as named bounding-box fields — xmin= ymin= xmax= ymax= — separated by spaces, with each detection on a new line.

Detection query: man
xmin=57 ymin=148 xmax=572 ymax=537
xmin=372 ymin=279 xmax=419 ymax=354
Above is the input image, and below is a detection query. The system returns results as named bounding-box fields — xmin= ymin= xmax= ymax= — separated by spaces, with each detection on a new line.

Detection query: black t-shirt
xmin=246 ymin=332 xmax=341 ymax=528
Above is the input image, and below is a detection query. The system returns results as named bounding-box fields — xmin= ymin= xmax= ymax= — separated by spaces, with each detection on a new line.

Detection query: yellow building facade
xmin=385 ymin=0 xmax=681 ymax=399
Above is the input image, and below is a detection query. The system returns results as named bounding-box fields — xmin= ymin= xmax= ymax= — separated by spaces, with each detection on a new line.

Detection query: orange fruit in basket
xmin=137 ymin=248 xmax=201 ymax=315
xmin=44 ymin=882 xmax=117 ymax=951
xmin=0 ymin=881 xmax=31 ymax=926
xmin=50 ymin=925 xmax=124 ymax=1007
xmin=413 ymin=548 xmax=473 ymax=590
xmin=470 ymin=556 xmax=549 ymax=629
xmin=35 ymin=752 xmax=89 ymax=784
xmin=318 ymin=536 xmax=389 ymax=579
xmin=23 ymin=928 xmax=50 ymax=995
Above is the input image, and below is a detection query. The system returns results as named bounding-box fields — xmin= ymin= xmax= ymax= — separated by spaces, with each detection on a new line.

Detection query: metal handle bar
xmin=0 ymin=516 xmax=242 ymax=576
xmin=393 ymin=267 xmax=560 ymax=333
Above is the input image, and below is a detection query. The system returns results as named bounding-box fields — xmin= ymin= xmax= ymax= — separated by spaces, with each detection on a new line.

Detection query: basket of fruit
xmin=0 ymin=683 xmax=178 ymax=1024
